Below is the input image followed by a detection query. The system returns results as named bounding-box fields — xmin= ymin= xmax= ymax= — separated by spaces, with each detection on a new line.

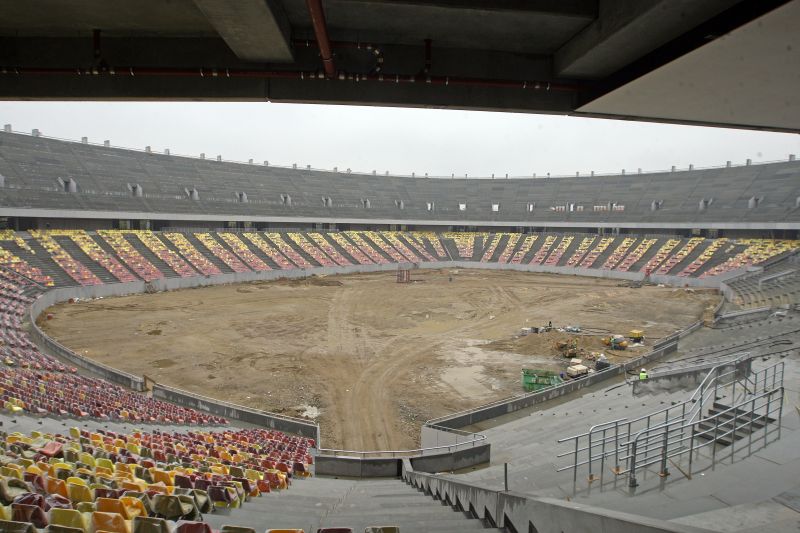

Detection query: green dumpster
xmin=521 ymin=369 xmax=563 ymax=392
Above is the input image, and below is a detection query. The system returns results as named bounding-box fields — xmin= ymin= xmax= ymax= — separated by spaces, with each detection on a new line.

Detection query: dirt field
xmin=39 ymin=269 xmax=719 ymax=450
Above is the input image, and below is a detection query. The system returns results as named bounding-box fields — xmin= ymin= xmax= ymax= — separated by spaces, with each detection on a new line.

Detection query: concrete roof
xmin=0 ymin=0 xmax=797 ymax=132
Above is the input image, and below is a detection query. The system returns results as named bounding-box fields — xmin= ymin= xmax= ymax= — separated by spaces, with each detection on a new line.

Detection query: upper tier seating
xmin=2 ymin=131 xmax=798 ymax=225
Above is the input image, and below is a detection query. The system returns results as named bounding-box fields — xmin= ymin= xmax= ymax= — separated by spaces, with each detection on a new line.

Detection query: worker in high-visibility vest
xmin=639 ymin=368 xmax=649 ymax=380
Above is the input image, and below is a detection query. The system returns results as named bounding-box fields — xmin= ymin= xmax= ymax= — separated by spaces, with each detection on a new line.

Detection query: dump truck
xmin=629 ymin=329 xmax=645 ymax=343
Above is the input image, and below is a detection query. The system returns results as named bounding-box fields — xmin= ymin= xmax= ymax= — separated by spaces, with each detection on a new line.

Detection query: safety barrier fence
xmin=556 ymin=356 xmax=784 ymax=489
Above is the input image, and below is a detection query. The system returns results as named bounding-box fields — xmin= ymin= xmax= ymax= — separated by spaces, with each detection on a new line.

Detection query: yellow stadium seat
xmin=49 ymin=508 xmax=89 ymax=532
xmin=67 ymin=482 xmax=93 ymax=504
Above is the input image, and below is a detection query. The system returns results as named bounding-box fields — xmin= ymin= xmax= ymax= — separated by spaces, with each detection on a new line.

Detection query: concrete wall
xmin=402 ymin=466 xmax=712 ymax=533
xmin=427 ymin=340 xmax=679 ymax=430
xmin=315 ymin=443 xmax=490 ymax=478
xmin=634 ymin=357 xmax=751 ymax=396
xmin=152 ymin=384 xmax=318 ymax=439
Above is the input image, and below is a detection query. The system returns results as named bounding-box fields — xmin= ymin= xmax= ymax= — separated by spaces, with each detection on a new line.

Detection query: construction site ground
xmin=39 ymin=269 xmax=719 ymax=451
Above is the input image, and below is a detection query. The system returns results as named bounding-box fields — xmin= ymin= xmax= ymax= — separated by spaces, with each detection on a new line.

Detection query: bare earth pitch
xmin=39 ymin=270 xmax=719 ymax=450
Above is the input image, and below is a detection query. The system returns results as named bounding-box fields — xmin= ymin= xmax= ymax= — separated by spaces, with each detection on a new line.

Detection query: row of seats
xmin=264 ymin=234 xmax=311 ymax=270
xmin=50 ymin=231 xmax=138 ymax=284
xmin=326 ymin=234 xmax=374 ymax=266
xmin=601 ymin=236 xmax=636 ymax=269
xmin=163 ymin=234 xmax=222 ymax=277
xmin=389 ymin=232 xmax=434 ymax=262
xmin=700 ymin=239 xmax=798 ymax=279
xmin=341 ymin=233 xmax=388 ymax=265
xmin=3 ymin=130 xmax=799 ymax=223
xmin=97 ymin=231 xmax=165 ymax=283
xmin=0 ymin=233 xmax=54 ymax=287
xmin=379 ymin=233 xmax=425 ymax=263
xmin=578 ymin=236 xmax=613 ymax=268
xmin=510 ymin=235 xmax=537 ymax=264
xmin=641 ymin=238 xmax=680 ymax=275
xmin=0 ymin=519 xmax=397 ymax=533
xmin=544 ymin=235 xmax=573 ymax=266
xmin=409 ymin=232 xmax=447 ymax=259
xmin=286 ymin=234 xmax=336 ymax=268
xmin=496 ymin=234 xmax=520 ymax=264
xmin=240 ymin=234 xmax=296 ymax=270
xmin=0 ymin=272 xmax=224 ymax=425
xmin=194 ymin=234 xmax=249 ymax=274
xmin=0 ymin=424 xmax=315 ymax=532
xmin=307 ymin=233 xmax=353 ymax=267
xmin=6 ymin=231 xmax=799 ymax=289
xmin=530 ymin=235 xmax=557 ymax=265
xmin=217 ymin=234 xmax=270 ymax=272
xmin=28 ymin=232 xmax=101 ymax=287
xmin=132 ymin=231 xmax=197 ymax=278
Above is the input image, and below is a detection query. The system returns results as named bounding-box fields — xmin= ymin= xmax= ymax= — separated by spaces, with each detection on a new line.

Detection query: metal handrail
xmin=556 ymin=355 xmax=783 ymax=485
xmin=624 ymin=384 xmax=783 ymax=486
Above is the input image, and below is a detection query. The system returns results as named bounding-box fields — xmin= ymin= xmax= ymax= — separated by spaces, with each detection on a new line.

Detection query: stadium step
xmin=202 ymin=477 xmax=501 ymax=532
xmin=3 ymin=238 xmax=75 ymax=287
xmin=54 ymin=235 xmax=120 ymax=283
xmin=182 ymin=231 xmax=236 ymax=274
xmin=122 ymin=232 xmax=184 ymax=278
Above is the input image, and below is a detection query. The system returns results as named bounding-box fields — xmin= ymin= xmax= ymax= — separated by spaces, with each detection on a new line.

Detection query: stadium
xmin=0 ymin=1 xmax=799 ymax=533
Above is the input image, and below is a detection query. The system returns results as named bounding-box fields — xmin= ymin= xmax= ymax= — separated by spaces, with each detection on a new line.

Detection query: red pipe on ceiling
xmin=1 ymin=66 xmax=579 ymax=92
xmin=305 ymin=0 xmax=336 ymax=79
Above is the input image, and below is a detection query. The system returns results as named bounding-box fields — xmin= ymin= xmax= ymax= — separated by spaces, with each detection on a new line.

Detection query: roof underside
xmin=0 ymin=0 xmax=798 ymax=132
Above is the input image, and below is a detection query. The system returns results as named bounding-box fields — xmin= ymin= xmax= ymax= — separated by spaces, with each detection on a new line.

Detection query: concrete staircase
xmin=696 ymin=401 xmax=777 ymax=447
xmin=203 ymin=477 xmax=501 ymax=533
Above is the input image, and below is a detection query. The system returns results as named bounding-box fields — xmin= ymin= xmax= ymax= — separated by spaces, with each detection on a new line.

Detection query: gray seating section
xmin=1 ymin=131 xmax=798 ymax=225
xmin=727 ymin=255 xmax=800 ymax=308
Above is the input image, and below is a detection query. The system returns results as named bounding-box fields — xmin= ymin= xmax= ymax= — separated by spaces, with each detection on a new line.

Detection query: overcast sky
xmin=1 ymin=101 xmax=798 ymax=177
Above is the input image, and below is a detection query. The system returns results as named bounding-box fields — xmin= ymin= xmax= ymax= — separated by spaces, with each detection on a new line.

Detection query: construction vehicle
xmin=566 ymin=364 xmax=589 ymax=378
xmin=521 ymin=369 xmax=563 ymax=392
xmin=555 ymin=338 xmax=579 ymax=357
xmin=629 ymin=329 xmax=645 ymax=343
xmin=601 ymin=334 xmax=628 ymax=350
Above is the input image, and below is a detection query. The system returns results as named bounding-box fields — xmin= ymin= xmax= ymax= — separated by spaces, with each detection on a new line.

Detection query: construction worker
xmin=639 ymin=368 xmax=648 ymax=380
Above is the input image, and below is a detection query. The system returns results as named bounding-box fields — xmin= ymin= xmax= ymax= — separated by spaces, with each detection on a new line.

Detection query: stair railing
xmin=556 ymin=354 xmax=782 ymax=488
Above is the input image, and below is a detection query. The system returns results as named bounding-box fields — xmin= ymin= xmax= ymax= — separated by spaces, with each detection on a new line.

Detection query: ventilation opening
xmin=747 ymin=196 xmax=762 ymax=209
xmin=426 ymin=201 xmax=435 ymax=212
xmin=185 ymin=187 xmax=200 ymax=200
xmin=504 ymin=514 xmax=519 ymax=533
xmin=57 ymin=177 xmax=77 ymax=193
xmin=458 ymin=202 xmax=467 ymax=212
xmin=491 ymin=203 xmax=500 ymax=213
xmin=395 ymin=199 xmax=404 ymax=210
xmin=361 ymin=198 xmax=371 ymax=209
xmin=651 ymin=200 xmax=663 ymax=211
xmin=236 ymin=191 xmax=248 ymax=203
xmin=127 ymin=183 xmax=143 ymax=197
xmin=322 ymin=196 xmax=333 ymax=207
xmin=281 ymin=194 xmax=292 ymax=206
xmin=699 ymin=198 xmax=714 ymax=211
